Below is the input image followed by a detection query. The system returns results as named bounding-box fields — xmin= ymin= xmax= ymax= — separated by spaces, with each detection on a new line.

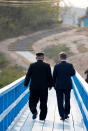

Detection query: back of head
xmin=36 ymin=52 xmax=44 ymax=61
xmin=59 ymin=52 xmax=67 ymax=60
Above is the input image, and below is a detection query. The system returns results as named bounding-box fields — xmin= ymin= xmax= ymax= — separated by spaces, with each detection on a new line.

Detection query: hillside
xmin=0 ymin=24 xmax=88 ymax=88
xmin=0 ymin=2 xmax=59 ymax=41
xmin=33 ymin=27 xmax=88 ymax=79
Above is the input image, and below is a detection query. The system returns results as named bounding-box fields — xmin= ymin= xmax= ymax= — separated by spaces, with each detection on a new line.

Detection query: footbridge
xmin=0 ymin=52 xmax=88 ymax=131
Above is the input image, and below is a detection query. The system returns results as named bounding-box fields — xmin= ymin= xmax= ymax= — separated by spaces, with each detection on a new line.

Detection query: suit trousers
xmin=29 ymin=89 xmax=48 ymax=119
xmin=56 ymin=89 xmax=71 ymax=118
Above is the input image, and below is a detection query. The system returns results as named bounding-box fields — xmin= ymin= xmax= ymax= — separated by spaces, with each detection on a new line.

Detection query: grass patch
xmin=0 ymin=65 xmax=25 ymax=89
xmin=77 ymin=27 xmax=88 ymax=32
xmin=77 ymin=44 xmax=88 ymax=53
xmin=86 ymin=34 xmax=88 ymax=37
xmin=73 ymin=40 xmax=78 ymax=44
xmin=0 ymin=52 xmax=25 ymax=89
xmin=44 ymin=44 xmax=73 ymax=62
xmin=0 ymin=52 xmax=9 ymax=69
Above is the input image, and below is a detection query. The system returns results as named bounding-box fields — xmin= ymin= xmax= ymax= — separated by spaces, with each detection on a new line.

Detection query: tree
xmin=0 ymin=0 xmax=60 ymax=40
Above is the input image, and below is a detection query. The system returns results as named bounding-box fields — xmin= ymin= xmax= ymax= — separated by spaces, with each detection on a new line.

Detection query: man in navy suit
xmin=53 ymin=52 xmax=75 ymax=120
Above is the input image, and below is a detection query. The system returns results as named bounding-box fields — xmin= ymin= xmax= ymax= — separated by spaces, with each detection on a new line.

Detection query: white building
xmin=59 ymin=0 xmax=88 ymax=26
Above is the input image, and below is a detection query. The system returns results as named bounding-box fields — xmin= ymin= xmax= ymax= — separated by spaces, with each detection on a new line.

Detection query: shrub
xmin=44 ymin=44 xmax=73 ymax=62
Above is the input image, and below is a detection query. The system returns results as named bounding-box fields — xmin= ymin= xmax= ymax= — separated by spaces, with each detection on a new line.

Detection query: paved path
xmin=9 ymin=27 xmax=71 ymax=51
xmin=17 ymin=51 xmax=36 ymax=63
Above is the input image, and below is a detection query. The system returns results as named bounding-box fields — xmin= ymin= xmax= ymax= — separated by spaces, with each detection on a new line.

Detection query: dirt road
xmin=0 ymin=26 xmax=88 ymax=79
xmin=33 ymin=28 xmax=88 ymax=78
xmin=9 ymin=26 xmax=71 ymax=51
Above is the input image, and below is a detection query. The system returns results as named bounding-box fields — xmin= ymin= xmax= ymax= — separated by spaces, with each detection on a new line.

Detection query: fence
xmin=72 ymin=72 xmax=88 ymax=131
xmin=0 ymin=76 xmax=30 ymax=131
xmin=0 ymin=72 xmax=88 ymax=131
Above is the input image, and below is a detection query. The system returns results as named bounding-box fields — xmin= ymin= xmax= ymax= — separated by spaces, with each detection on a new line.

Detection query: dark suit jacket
xmin=85 ymin=69 xmax=88 ymax=83
xmin=24 ymin=60 xmax=53 ymax=90
xmin=53 ymin=61 xmax=75 ymax=90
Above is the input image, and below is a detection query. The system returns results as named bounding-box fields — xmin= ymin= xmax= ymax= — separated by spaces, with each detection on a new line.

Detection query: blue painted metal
xmin=0 ymin=74 xmax=88 ymax=131
xmin=0 ymin=78 xmax=30 ymax=131
xmin=83 ymin=18 xmax=88 ymax=27
xmin=73 ymin=76 xmax=88 ymax=111
xmin=72 ymin=76 xmax=88 ymax=131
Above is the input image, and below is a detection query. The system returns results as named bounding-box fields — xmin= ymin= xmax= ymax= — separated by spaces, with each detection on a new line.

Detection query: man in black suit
xmin=24 ymin=53 xmax=53 ymax=120
xmin=84 ymin=69 xmax=88 ymax=83
xmin=53 ymin=52 xmax=75 ymax=120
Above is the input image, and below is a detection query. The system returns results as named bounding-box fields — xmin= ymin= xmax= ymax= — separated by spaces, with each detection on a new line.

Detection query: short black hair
xmin=59 ymin=52 xmax=67 ymax=59
xmin=36 ymin=52 xmax=44 ymax=57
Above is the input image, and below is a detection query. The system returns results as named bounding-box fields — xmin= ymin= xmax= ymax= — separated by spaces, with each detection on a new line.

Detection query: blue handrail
xmin=0 ymin=72 xmax=88 ymax=131
xmin=72 ymin=72 xmax=88 ymax=131
xmin=0 ymin=76 xmax=30 ymax=131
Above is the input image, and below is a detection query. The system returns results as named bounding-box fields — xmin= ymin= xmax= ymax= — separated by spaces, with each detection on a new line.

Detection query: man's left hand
xmin=49 ymin=87 xmax=52 ymax=90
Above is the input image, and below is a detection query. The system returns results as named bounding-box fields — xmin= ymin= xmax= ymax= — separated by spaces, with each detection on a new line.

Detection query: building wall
xmin=84 ymin=18 xmax=88 ymax=26
xmin=60 ymin=7 xmax=86 ymax=26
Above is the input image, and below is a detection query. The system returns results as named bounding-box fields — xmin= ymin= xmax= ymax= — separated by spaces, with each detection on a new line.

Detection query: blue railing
xmin=72 ymin=72 xmax=88 ymax=131
xmin=0 ymin=76 xmax=30 ymax=131
xmin=0 ymin=72 xmax=88 ymax=131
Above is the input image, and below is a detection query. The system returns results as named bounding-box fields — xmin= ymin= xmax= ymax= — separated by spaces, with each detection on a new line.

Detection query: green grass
xmin=77 ymin=27 xmax=88 ymax=32
xmin=0 ymin=52 xmax=8 ymax=69
xmin=0 ymin=5 xmax=59 ymax=41
xmin=77 ymin=44 xmax=88 ymax=53
xmin=73 ymin=40 xmax=78 ymax=44
xmin=86 ymin=34 xmax=88 ymax=37
xmin=0 ymin=52 xmax=25 ymax=89
xmin=44 ymin=44 xmax=73 ymax=62
xmin=0 ymin=66 xmax=25 ymax=89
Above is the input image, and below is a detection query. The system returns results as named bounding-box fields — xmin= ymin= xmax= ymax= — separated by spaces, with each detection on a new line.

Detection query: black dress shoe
xmin=40 ymin=119 xmax=45 ymax=121
xmin=40 ymin=118 xmax=45 ymax=121
xmin=32 ymin=112 xmax=37 ymax=119
xmin=65 ymin=115 xmax=69 ymax=119
xmin=60 ymin=117 xmax=65 ymax=121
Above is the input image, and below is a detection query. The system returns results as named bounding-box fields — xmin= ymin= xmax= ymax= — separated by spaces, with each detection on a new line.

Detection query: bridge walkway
xmin=0 ymin=52 xmax=87 ymax=131
xmin=9 ymin=89 xmax=85 ymax=131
